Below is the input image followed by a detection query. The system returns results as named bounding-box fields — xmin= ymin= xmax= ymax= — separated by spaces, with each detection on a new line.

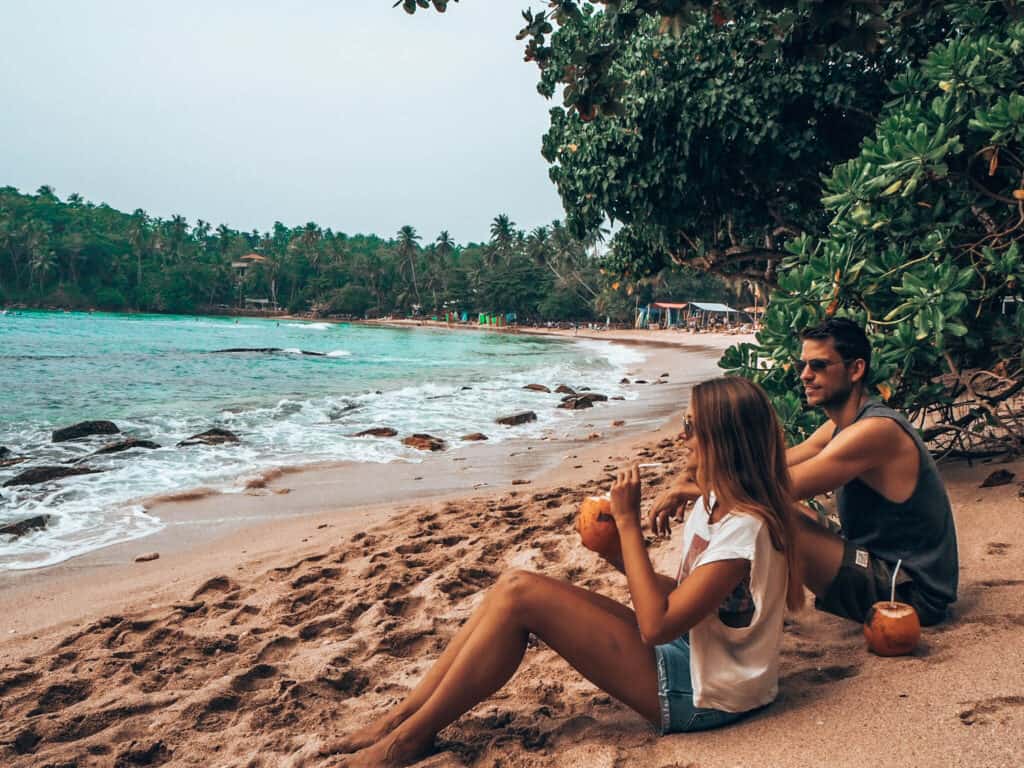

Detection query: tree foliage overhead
xmin=720 ymin=3 xmax=1024 ymax=455
xmin=402 ymin=0 xmax=1024 ymax=455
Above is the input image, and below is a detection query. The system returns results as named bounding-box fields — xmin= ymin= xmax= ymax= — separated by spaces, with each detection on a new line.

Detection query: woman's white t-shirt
xmin=676 ymin=494 xmax=788 ymax=712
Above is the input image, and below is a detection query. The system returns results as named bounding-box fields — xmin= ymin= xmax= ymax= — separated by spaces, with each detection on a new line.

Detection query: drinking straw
xmin=890 ymin=558 xmax=903 ymax=605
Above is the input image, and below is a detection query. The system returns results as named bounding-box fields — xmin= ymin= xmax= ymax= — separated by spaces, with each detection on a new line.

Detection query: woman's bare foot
xmin=320 ymin=713 xmax=405 ymax=756
xmin=336 ymin=730 xmax=433 ymax=768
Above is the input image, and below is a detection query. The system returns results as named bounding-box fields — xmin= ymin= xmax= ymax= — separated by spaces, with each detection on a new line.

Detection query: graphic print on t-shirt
xmin=718 ymin=575 xmax=755 ymax=628
xmin=677 ymin=533 xmax=710 ymax=584
xmin=677 ymin=532 xmax=756 ymax=629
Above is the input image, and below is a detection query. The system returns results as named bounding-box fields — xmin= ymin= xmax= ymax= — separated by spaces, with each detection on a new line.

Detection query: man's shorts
xmin=815 ymin=538 xmax=947 ymax=626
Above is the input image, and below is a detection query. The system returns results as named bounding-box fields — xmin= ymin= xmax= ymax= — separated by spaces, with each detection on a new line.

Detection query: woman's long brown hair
xmin=690 ymin=377 xmax=804 ymax=612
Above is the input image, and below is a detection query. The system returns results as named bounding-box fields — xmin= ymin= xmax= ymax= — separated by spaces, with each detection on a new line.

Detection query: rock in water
xmin=554 ymin=384 xmax=576 ymax=395
xmin=523 ymin=384 xmax=551 ymax=393
xmin=402 ymin=434 xmax=447 ymax=451
xmin=0 ymin=446 xmax=9 ymax=458
xmin=0 ymin=515 xmax=50 ymax=538
xmin=575 ymin=392 xmax=608 ymax=404
xmin=3 ymin=466 xmax=102 ymax=487
xmin=351 ymin=427 xmax=398 ymax=438
xmin=135 ymin=552 xmax=160 ymax=563
xmin=496 ymin=411 xmax=537 ymax=426
xmin=177 ymin=428 xmax=240 ymax=447
xmin=558 ymin=397 xmax=593 ymax=410
xmin=461 ymin=433 xmax=489 ymax=441
xmin=51 ymin=420 xmax=120 ymax=442
xmin=91 ymin=438 xmax=161 ymax=456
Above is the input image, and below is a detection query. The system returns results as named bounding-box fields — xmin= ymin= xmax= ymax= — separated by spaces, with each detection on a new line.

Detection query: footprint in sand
xmin=193 ymin=693 xmax=240 ymax=732
xmin=986 ymin=541 xmax=1010 ymax=556
xmin=959 ymin=695 xmax=1024 ymax=725
xmin=28 ymin=679 xmax=92 ymax=715
xmin=231 ymin=663 xmax=279 ymax=692
xmin=191 ymin=575 xmax=240 ymax=600
xmin=256 ymin=636 xmax=299 ymax=663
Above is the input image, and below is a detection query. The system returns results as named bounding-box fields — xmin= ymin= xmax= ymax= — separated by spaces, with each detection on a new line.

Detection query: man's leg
xmin=793 ymin=512 xmax=846 ymax=596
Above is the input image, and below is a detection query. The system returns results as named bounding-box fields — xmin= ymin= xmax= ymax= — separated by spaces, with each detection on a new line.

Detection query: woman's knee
xmin=493 ymin=569 xmax=546 ymax=610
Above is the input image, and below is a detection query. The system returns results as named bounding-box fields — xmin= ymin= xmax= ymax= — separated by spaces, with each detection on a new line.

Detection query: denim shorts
xmin=654 ymin=636 xmax=746 ymax=735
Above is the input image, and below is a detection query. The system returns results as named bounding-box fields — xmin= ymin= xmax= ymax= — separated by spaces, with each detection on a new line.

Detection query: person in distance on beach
xmin=652 ymin=317 xmax=958 ymax=627
xmin=321 ymin=378 xmax=803 ymax=767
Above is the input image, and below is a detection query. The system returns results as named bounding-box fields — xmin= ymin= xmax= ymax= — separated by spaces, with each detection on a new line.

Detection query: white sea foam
xmin=326 ymin=350 xmax=352 ymax=357
xmin=286 ymin=322 xmax=333 ymax=330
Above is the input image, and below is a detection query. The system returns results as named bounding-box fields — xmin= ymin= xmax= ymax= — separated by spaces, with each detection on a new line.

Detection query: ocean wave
xmin=327 ymin=350 xmax=351 ymax=357
xmin=286 ymin=322 xmax=333 ymax=330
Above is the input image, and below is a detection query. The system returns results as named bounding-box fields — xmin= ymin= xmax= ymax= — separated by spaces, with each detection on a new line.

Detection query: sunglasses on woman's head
xmin=793 ymin=358 xmax=847 ymax=374
xmin=682 ymin=414 xmax=694 ymax=440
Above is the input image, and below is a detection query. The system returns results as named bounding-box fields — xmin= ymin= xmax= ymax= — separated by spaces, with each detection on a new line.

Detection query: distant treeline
xmin=0 ymin=186 xmax=726 ymax=321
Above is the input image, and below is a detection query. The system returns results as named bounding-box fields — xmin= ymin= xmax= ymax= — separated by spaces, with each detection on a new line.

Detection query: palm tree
xmin=435 ymin=230 xmax=455 ymax=262
xmin=128 ymin=209 xmax=149 ymax=291
xmin=396 ymin=225 xmax=422 ymax=308
xmin=488 ymin=214 xmax=516 ymax=266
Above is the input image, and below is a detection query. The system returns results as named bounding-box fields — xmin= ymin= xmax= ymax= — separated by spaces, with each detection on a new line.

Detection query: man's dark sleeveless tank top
xmin=835 ymin=400 xmax=959 ymax=614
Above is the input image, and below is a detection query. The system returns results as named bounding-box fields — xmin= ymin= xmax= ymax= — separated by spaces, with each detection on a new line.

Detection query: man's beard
xmin=818 ymin=380 xmax=855 ymax=409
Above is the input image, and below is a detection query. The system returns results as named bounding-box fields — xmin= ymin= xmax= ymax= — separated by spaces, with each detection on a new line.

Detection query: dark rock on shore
xmin=177 ymin=428 xmax=240 ymax=447
xmin=402 ymin=434 xmax=446 ymax=451
xmin=0 ymin=515 xmax=50 ymax=538
xmin=51 ymin=420 xmax=120 ymax=443
xmin=576 ymin=393 xmax=608 ymax=404
xmin=980 ymin=469 xmax=1014 ymax=488
xmin=461 ymin=433 xmax=489 ymax=441
xmin=523 ymin=384 xmax=551 ymax=393
xmin=352 ymin=427 xmax=398 ymax=438
xmin=3 ymin=465 xmax=102 ymax=487
xmin=620 ymin=377 xmax=630 ymax=384
xmin=496 ymin=411 xmax=537 ymax=426
xmin=212 ymin=347 xmax=327 ymax=357
xmin=634 ymin=379 xmax=648 ymax=384
xmin=554 ymin=385 xmax=576 ymax=395
xmin=92 ymin=438 xmax=161 ymax=456
xmin=558 ymin=397 xmax=593 ymax=410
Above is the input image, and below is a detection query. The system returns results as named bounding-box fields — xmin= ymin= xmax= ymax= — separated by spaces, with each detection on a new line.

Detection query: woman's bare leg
xmin=339 ymin=570 xmax=661 ymax=767
xmin=329 ymin=573 xmax=638 ymax=754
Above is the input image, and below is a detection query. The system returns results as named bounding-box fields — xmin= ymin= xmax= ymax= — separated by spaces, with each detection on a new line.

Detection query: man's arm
xmin=789 ymin=417 xmax=904 ymax=500
xmin=786 ymin=420 xmax=835 ymax=468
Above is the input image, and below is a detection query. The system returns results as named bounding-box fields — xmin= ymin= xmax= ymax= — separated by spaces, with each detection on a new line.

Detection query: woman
xmin=329 ymin=377 xmax=803 ymax=767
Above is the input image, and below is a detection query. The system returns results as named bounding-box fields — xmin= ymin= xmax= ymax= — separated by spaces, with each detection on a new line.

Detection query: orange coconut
xmin=863 ymin=601 xmax=921 ymax=656
xmin=576 ymin=495 xmax=621 ymax=561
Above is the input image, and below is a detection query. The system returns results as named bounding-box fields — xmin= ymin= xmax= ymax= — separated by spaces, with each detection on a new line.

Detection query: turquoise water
xmin=0 ymin=311 xmax=642 ymax=569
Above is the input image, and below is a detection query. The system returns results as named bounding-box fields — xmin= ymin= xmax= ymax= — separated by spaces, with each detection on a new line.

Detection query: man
xmin=652 ymin=318 xmax=958 ymax=626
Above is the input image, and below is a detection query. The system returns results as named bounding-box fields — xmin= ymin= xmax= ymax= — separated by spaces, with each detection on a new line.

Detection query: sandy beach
xmin=1 ymin=329 xmax=1022 ymax=768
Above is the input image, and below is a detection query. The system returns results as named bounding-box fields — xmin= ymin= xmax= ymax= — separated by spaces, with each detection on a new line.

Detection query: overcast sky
xmin=0 ymin=1 xmax=566 ymax=243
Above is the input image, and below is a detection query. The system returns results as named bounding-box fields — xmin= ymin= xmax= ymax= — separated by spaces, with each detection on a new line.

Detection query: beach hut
xmin=636 ymin=301 xmax=688 ymax=329
xmin=687 ymin=301 xmax=741 ymax=330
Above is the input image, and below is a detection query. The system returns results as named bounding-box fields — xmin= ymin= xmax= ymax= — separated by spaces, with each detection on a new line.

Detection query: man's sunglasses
xmin=793 ymin=358 xmax=848 ymax=374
